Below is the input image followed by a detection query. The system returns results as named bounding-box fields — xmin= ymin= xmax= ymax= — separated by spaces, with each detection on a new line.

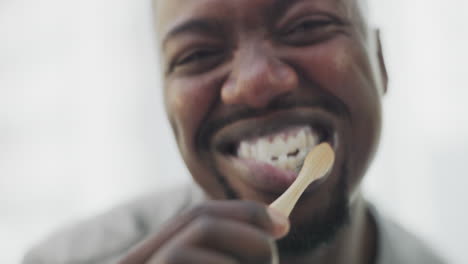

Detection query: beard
xmin=276 ymin=169 xmax=349 ymax=255
xmin=216 ymin=161 xmax=350 ymax=255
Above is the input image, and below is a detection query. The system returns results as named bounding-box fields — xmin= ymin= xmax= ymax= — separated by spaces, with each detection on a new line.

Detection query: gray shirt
xmin=23 ymin=184 xmax=445 ymax=264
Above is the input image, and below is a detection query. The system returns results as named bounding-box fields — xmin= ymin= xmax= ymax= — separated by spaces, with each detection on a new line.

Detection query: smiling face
xmin=156 ymin=0 xmax=386 ymax=252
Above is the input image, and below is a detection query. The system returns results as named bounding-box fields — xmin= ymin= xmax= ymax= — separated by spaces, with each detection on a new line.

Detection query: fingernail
xmin=267 ymin=207 xmax=290 ymax=239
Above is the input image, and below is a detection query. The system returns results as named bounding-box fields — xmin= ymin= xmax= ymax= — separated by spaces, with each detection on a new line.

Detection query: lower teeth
xmin=263 ymin=147 xmax=311 ymax=172
xmin=236 ymin=126 xmax=320 ymax=171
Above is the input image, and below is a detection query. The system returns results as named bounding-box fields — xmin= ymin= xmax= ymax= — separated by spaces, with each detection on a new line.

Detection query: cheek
xmin=292 ymin=38 xmax=380 ymax=122
xmin=165 ymin=75 xmax=219 ymax=154
xmin=165 ymin=75 xmax=229 ymax=199
xmin=292 ymin=38 xmax=382 ymax=178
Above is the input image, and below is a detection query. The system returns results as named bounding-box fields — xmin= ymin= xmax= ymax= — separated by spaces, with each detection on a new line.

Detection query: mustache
xmin=197 ymin=95 xmax=350 ymax=149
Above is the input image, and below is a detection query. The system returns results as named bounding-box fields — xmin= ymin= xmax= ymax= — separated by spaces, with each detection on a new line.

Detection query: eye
xmin=286 ymin=19 xmax=333 ymax=35
xmin=175 ymin=49 xmax=221 ymax=66
xmin=280 ymin=16 xmax=342 ymax=46
xmin=170 ymin=47 xmax=225 ymax=75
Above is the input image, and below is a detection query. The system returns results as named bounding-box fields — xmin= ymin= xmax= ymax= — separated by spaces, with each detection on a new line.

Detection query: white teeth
xmin=238 ymin=142 xmax=250 ymax=158
xmin=249 ymin=143 xmax=257 ymax=159
xmin=237 ymin=126 xmax=323 ymax=172
xmin=298 ymin=129 xmax=306 ymax=148
xmin=298 ymin=149 xmax=307 ymax=160
xmin=307 ymin=133 xmax=318 ymax=147
xmin=271 ymin=136 xmax=284 ymax=157
xmin=278 ymin=155 xmax=287 ymax=168
xmin=285 ymin=158 xmax=294 ymax=171
xmin=258 ymin=139 xmax=270 ymax=162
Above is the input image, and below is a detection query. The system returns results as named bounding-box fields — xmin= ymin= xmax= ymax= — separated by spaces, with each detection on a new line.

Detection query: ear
xmin=375 ymin=29 xmax=388 ymax=94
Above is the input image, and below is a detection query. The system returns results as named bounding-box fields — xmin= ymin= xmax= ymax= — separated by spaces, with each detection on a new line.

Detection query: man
xmin=23 ymin=0 xmax=445 ymax=263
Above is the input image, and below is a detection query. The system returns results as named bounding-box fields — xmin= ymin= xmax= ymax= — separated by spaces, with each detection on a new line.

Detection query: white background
xmin=1 ymin=0 xmax=467 ymax=263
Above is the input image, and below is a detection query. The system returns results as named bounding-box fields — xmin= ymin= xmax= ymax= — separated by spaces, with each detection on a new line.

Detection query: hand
xmin=118 ymin=200 xmax=290 ymax=264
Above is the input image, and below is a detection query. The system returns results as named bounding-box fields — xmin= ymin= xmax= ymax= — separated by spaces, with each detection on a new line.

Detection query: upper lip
xmin=211 ymin=107 xmax=340 ymax=155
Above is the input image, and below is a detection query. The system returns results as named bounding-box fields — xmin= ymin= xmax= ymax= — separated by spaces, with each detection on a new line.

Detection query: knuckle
xmin=188 ymin=201 xmax=216 ymax=219
xmin=243 ymin=201 xmax=269 ymax=225
xmin=160 ymin=247 xmax=184 ymax=264
xmin=191 ymin=215 xmax=218 ymax=238
xmin=239 ymin=233 xmax=276 ymax=264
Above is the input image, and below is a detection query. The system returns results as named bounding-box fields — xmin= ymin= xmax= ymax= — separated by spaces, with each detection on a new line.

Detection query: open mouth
xmin=222 ymin=123 xmax=335 ymax=174
xmin=210 ymin=108 xmax=340 ymax=194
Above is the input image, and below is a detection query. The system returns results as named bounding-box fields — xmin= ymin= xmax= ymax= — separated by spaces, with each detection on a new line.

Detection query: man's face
xmin=156 ymin=0 xmax=385 ymax=250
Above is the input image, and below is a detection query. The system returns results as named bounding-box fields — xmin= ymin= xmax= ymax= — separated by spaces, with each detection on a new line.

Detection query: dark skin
xmin=119 ymin=0 xmax=388 ymax=263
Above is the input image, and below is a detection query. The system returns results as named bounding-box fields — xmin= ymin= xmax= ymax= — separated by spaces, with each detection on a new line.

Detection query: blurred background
xmin=1 ymin=0 xmax=467 ymax=263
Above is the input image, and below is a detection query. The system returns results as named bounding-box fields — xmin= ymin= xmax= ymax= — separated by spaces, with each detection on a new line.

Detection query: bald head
xmin=153 ymin=0 xmax=370 ymax=41
xmin=154 ymin=0 xmax=386 ymax=256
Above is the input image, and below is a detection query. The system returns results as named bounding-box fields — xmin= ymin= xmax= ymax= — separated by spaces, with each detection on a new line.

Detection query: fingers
xmin=118 ymin=200 xmax=289 ymax=264
xmin=172 ymin=216 xmax=276 ymax=263
xmin=149 ymin=248 xmax=239 ymax=264
xmin=184 ymin=201 xmax=289 ymax=238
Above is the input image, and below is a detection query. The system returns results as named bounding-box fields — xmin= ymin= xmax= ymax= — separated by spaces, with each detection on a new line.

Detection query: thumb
xmin=267 ymin=207 xmax=290 ymax=239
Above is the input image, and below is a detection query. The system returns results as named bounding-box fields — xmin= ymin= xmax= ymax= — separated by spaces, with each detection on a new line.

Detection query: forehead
xmin=154 ymin=0 xmax=362 ymax=37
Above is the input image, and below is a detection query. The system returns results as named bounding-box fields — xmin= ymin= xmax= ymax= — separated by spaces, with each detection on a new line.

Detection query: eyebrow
xmin=274 ymin=0 xmax=308 ymax=13
xmin=162 ymin=18 xmax=224 ymax=49
xmin=161 ymin=0 xmax=325 ymax=49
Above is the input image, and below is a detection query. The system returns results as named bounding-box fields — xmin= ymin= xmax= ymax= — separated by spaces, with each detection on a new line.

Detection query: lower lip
xmin=232 ymin=157 xmax=328 ymax=195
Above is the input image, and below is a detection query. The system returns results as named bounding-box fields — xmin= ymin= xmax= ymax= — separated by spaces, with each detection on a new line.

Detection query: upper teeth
xmin=237 ymin=126 xmax=320 ymax=171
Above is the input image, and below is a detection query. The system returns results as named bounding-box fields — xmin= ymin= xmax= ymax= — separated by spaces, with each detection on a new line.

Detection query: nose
xmin=221 ymin=48 xmax=298 ymax=109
